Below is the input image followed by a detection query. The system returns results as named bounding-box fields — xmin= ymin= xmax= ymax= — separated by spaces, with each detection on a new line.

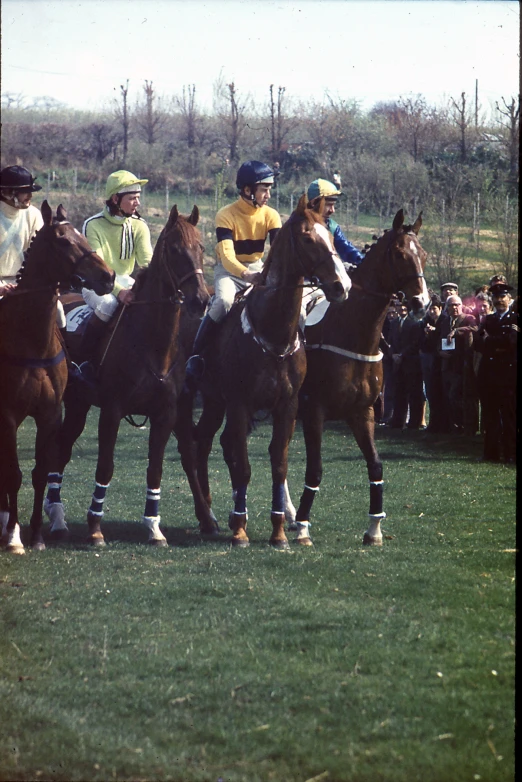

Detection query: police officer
xmin=474 ymin=278 xmax=518 ymax=462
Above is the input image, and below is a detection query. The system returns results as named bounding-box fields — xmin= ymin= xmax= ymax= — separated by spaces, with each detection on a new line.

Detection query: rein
xmin=0 ymin=349 xmax=66 ymax=368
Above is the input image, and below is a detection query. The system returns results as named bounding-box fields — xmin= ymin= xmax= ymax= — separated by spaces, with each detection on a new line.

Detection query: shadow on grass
xmin=32 ymin=520 xmax=228 ymax=550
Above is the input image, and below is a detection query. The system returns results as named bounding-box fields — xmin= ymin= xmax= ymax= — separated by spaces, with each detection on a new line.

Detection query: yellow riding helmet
xmin=307 ymin=178 xmax=342 ymax=202
xmin=105 ymin=170 xmax=148 ymax=200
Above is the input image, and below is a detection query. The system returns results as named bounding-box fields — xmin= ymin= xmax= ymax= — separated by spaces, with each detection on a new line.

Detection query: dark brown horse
xmin=43 ymin=205 xmax=219 ymax=546
xmin=190 ymin=195 xmax=352 ymax=548
xmin=288 ymin=209 xmax=429 ymax=546
xmin=0 ymin=202 xmax=114 ymax=554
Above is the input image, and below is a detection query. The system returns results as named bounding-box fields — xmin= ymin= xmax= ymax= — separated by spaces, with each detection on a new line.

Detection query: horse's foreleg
xmin=0 ymin=422 xmax=24 ymax=554
xmin=86 ymin=406 xmax=121 ymax=546
xmin=174 ymin=391 xmax=220 ymax=537
xmin=141 ymin=414 xmax=177 ymax=547
xmin=222 ymin=409 xmax=251 ymax=547
xmin=268 ymin=401 xmax=300 ymax=550
xmin=30 ymin=411 xmax=62 ymax=550
xmin=294 ymin=404 xmax=326 ymax=546
xmin=45 ymin=396 xmax=91 ymax=539
xmin=350 ymin=410 xmax=384 ymax=546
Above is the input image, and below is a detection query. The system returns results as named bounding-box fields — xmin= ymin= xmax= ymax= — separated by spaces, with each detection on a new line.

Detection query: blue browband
xmin=0 ymin=349 xmax=65 ymax=368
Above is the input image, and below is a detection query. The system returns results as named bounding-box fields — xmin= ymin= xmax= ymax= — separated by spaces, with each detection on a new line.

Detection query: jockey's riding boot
xmin=185 ymin=314 xmax=220 ymax=390
xmin=78 ymin=314 xmax=108 ymax=384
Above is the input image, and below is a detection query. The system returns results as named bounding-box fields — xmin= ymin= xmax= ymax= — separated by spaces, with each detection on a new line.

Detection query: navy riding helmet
xmin=236 ymin=161 xmax=275 ymax=190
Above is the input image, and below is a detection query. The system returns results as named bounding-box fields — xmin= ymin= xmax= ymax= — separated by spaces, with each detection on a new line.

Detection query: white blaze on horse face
xmin=313 ymin=223 xmax=351 ymax=299
xmin=408 ymin=237 xmax=430 ymax=308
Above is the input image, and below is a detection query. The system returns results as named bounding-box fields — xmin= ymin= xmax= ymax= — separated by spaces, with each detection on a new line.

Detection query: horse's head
xmin=286 ymin=194 xmax=351 ymax=303
xmin=362 ymin=209 xmax=429 ymax=312
xmin=36 ymin=201 xmax=114 ymax=294
xmin=155 ymin=204 xmax=209 ymax=315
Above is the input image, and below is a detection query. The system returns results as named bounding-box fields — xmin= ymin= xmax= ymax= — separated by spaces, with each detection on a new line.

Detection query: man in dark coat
xmin=473 ymin=280 xmax=518 ymax=462
xmin=437 ymin=295 xmax=477 ymax=433
xmin=388 ymin=301 xmax=425 ymax=429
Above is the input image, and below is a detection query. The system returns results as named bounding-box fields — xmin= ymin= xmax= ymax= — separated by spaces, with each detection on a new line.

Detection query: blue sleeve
xmin=333 ymin=224 xmax=364 ymax=266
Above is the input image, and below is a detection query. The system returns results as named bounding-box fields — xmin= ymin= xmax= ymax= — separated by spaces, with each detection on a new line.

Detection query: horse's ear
xmin=167 ymin=204 xmax=179 ymax=229
xmin=412 ymin=212 xmax=423 ymax=235
xmin=392 ymin=209 xmax=404 ymax=232
xmin=295 ymin=193 xmax=307 ymax=214
xmin=188 ymin=205 xmax=199 ymax=226
xmin=57 ymin=204 xmax=68 ymax=222
xmin=41 ymin=200 xmax=53 ymax=225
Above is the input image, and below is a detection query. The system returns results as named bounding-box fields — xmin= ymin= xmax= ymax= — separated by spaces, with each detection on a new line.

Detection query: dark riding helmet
xmin=0 ymin=165 xmax=42 ymax=192
xmin=236 ymin=161 xmax=275 ymax=190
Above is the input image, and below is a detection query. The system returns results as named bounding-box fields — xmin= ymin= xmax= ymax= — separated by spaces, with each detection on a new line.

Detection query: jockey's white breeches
xmin=208 ymin=261 xmax=263 ymax=322
xmin=82 ymin=274 xmax=134 ymax=323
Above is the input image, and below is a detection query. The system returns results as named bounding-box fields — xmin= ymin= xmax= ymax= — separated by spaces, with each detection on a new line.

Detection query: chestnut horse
xmin=288 ymin=209 xmax=430 ymax=546
xmin=44 ymin=205 xmax=219 ymax=546
xmin=190 ymin=195 xmax=352 ymax=548
xmin=0 ymin=202 xmax=114 ymax=554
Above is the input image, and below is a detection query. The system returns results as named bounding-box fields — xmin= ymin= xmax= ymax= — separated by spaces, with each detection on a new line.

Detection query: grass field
xmin=0 ymin=412 xmax=516 ymax=782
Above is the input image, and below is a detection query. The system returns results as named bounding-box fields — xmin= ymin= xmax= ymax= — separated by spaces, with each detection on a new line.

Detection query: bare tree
xmin=135 ymin=80 xmax=167 ymax=146
xmin=176 ymin=84 xmax=198 ymax=148
xmin=396 ymin=95 xmax=430 ymax=163
xmin=114 ymin=80 xmax=130 ymax=163
xmin=495 ymin=95 xmax=520 ymax=182
xmin=213 ymin=73 xmax=249 ymax=163
xmin=450 ymin=92 xmax=472 ymax=163
xmin=79 ymin=122 xmax=122 ymax=164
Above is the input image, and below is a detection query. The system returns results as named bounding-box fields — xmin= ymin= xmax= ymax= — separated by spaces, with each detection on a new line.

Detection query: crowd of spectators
xmin=376 ymin=276 xmax=518 ymax=464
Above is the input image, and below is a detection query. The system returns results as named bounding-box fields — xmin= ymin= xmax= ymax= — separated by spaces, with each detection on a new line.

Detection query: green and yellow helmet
xmin=307 ymin=178 xmax=342 ymax=203
xmin=105 ymin=170 xmax=148 ymax=200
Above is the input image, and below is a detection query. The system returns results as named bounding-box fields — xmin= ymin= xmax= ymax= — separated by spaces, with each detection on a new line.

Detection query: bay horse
xmin=0 ymin=201 xmax=114 ymax=554
xmin=190 ymin=195 xmax=352 ymax=548
xmin=288 ymin=209 xmax=430 ymax=546
xmin=44 ymin=205 xmax=219 ymax=546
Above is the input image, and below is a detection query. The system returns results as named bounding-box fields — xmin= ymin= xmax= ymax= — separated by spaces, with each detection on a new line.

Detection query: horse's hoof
xmin=200 ymin=528 xmax=221 ymax=540
xmin=32 ymin=541 xmax=46 ymax=551
xmin=89 ymin=535 xmax=106 ymax=547
xmin=363 ymin=533 xmax=383 ymax=547
xmin=6 ymin=544 xmax=26 ymax=555
xmin=270 ymin=539 xmax=290 ymax=550
xmin=49 ymin=528 xmax=69 ymax=542
xmin=231 ymin=536 xmax=250 ymax=547
xmin=149 ymin=538 xmax=168 ymax=547
xmin=295 ymin=536 xmax=313 ymax=547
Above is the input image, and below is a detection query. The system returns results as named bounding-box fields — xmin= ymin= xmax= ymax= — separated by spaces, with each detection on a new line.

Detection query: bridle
xmin=351 ymin=231 xmax=425 ymax=300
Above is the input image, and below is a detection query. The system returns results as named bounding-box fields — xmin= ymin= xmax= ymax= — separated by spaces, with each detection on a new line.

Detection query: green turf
xmin=0 ymin=414 xmax=515 ymax=781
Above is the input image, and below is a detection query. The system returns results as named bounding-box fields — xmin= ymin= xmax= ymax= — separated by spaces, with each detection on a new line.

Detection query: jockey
xmin=78 ymin=170 xmax=153 ymax=377
xmin=0 ymin=166 xmax=44 ymax=295
xmin=306 ymin=178 xmax=364 ymax=268
xmin=185 ymin=160 xmax=282 ymax=385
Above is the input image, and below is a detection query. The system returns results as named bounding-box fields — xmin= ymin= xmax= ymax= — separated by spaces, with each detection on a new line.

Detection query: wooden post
xmin=290 ymin=193 xmax=294 ymax=212
xmin=46 ymin=173 xmax=50 ymax=201
xmin=165 ymin=184 xmax=169 ymax=216
xmin=73 ymin=168 xmax=77 ymax=195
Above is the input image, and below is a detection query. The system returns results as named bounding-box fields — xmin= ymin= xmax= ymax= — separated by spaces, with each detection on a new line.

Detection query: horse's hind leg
xmin=194 ymin=393 xmax=226 ymax=511
xmin=140 ymin=414 xmax=175 ymax=546
xmin=174 ymin=390 xmax=220 ymax=537
xmin=349 ymin=410 xmax=384 ymax=546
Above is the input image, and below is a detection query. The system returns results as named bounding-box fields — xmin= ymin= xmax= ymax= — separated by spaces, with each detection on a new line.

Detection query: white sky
xmin=1 ymin=0 xmax=519 ymax=114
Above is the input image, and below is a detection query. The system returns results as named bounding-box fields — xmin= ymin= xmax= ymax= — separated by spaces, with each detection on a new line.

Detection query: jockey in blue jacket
xmin=307 ymin=178 xmax=363 ymax=267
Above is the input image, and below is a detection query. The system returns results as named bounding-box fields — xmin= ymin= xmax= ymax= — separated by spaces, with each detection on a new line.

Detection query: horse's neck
xmin=7 ymin=245 xmax=60 ymax=355
xmin=135 ymin=270 xmax=181 ymax=363
xmin=251 ymin=261 xmax=302 ymax=349
xmin=2 ymin=289 xmax=58 ymax=356
xmin=329 ymin=258 xmax=390 ymax=355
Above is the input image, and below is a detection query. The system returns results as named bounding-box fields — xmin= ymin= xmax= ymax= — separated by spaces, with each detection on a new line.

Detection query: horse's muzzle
xmin=323 ymin=279 xmax=350 ymax=304
xmin=88 ymin=271 xmax=115 ymax=296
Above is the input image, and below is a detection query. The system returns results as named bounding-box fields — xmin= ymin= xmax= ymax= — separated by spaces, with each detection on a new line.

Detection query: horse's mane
xmin=260 ymin=206 xmax=324 ymax=284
